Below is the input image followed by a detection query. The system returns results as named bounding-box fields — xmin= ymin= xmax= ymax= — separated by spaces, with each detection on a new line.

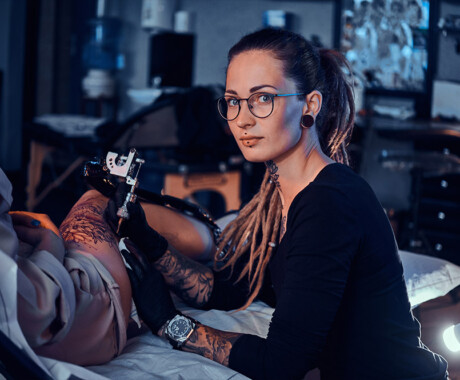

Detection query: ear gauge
xmin=300 ymin=114 xmax=315 ymax=129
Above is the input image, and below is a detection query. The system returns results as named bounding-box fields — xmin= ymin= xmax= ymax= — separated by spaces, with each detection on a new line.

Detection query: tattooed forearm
xmin=60 ymin=194 xmax=117 ymax=249
xmin=159 ymin=323 xmax=241 ymax=366
xmin=185 ymin=325 xmax=241 ymax=366
xmin=155 ymin=249 xmax=214 ymax=307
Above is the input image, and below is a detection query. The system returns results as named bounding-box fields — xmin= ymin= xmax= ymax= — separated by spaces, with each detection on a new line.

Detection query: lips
xmin=240 ymin=136 xmax=262 ymax=147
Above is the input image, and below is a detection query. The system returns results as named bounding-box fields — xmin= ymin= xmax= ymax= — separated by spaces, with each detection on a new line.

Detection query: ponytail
xmin=316 ymin=49 xmax=355 ymax=165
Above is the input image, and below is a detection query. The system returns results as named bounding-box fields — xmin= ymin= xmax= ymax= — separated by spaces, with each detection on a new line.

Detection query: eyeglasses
xmin=216 ymin=92 xmax=306 ymax=121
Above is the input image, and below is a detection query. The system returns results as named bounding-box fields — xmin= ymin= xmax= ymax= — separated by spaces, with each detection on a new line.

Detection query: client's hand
xmin=10 ymin=212 xmax=65 ymax=260
xmin=121 ymin=239 xmax=177 ymax=335
xmin=105 ymin=182 xmax=168 ymax=262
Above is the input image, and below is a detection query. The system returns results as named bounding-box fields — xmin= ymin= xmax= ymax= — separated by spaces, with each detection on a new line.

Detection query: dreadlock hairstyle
xmin=215 ymin=28 xmax=355 ymax=310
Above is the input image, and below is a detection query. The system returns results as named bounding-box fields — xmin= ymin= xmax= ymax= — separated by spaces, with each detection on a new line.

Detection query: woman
xmin=106 ymin=28 xmax=448 ymax=379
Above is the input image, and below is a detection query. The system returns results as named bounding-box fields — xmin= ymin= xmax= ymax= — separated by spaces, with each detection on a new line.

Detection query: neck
xmin=267 ymin=131 xmax=334 ymax=212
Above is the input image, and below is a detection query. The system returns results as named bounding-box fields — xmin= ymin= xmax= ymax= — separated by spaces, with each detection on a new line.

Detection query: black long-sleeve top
xmin=207 ymin=163 xmax=448 ymax=380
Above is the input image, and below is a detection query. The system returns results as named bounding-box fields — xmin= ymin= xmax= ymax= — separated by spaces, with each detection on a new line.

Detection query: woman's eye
xmin=257 ymin=94 xmax=271 ymax=103
xmin=227 ymin=98 xmax=239 ymax=107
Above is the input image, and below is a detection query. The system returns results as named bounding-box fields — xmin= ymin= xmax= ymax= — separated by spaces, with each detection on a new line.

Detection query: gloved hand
xmin=105 ymin=182 xmax=168 ymax=263
xmin=121 ymin=238 xmax=177 ymax=334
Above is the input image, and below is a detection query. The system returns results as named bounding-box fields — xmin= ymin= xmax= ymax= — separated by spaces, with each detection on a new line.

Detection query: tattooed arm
xmin=158 ymin=322 xmax=242 ymax=366
xmin=154 ymin=247 xmax=214 ymax=308
xmin=123 ymin=241 xmax=243 ymax=367
xmin=153 ymin=253 xmax=247 ymax=366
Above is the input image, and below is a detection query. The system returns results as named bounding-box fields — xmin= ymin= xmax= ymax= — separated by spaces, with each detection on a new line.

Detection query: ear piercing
xmin=301 ymin=114 xmax=315 ymax=128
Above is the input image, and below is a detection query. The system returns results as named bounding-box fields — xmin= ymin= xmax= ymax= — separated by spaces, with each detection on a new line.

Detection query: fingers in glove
xmin=120 ymin=248 xmax=147 ymax=283
xmin=124 ymin=238 xmax=151 ymax=269
xmin=104 ymin=182 xmax=141 ymax=236
xmin=120 ymin=249 xmax=142 ymax=290
xmin=104 ymin=181 xmax=129 ymax=213
xmin=111 ymin=181 xmax=130 ymax=208
xmin=122 ymin=265 xmax=139 ymax=290
xmin=125 ymin=201 xmax=148 ymax=227
xmin=124 ymin=203 xmax=168 ymax=254
xmin=104 ymin=198 xmax=119 ymax=233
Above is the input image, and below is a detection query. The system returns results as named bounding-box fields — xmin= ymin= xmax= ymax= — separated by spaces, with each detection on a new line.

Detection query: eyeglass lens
xmin=218 ymin=93 xmax=274 ymax=120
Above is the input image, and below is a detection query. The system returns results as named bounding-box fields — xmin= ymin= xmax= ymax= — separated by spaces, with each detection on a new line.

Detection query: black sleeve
xmin=202 ymin=262 xmax=250 ymax=311
xmin=228 ymin=187 xmax=360 ymax=379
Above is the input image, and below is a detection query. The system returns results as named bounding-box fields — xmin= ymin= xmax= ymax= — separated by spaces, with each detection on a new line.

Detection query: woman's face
xmin=225 ymin=50 xmax=306 ymax=163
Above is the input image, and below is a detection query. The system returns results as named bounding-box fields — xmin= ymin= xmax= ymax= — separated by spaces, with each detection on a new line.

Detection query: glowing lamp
xmin=443 ymin=324 xmax=460 ymax=352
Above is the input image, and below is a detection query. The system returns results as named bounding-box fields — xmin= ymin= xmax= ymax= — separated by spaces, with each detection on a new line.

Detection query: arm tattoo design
xmin=155 ymin=250 xmax=214 ymax=308
xmin=159 ymin=323 xmax=241 ymax=367
xmin=265 ymin=160 xmax=280 ymax=187
xmin=59 ymin=195 xmax=117 ymax=249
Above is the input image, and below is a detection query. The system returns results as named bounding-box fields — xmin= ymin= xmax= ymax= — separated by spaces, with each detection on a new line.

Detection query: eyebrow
xmin=225 ymin=84 xmax=278 ymax=96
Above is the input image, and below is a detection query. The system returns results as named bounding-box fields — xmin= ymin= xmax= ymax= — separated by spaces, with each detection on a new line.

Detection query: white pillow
xmin=399 ymin=250 xmax=460 ymax=308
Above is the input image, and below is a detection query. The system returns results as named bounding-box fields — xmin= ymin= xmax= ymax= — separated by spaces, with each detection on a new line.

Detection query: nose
xmin=235 ymin=100 xmax=255 ymax=129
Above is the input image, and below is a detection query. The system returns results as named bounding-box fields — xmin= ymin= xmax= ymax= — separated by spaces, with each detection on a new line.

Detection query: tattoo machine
xmin=105 ymin=148 xmax=145 ymax=234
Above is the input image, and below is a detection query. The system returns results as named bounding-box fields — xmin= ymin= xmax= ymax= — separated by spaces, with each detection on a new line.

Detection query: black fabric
xmin=204 ymin=253 xmax=276 ymax=311
xmin=228 ymin=163 xmax=448 ymax=380
xmin=0 ymin=329 xmax=53 ymax=380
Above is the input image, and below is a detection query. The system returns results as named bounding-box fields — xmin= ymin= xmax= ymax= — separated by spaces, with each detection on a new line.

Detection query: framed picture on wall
xmin=335 ymin=0 xmax=438 ymax=118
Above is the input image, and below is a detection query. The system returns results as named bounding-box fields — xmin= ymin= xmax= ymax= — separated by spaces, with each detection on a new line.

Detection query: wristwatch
xmin=164 ymin=314 xmax=197 ymax=349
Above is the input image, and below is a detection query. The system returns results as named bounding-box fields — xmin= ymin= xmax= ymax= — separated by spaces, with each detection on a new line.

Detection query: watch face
xmin=170 ymin=319 xmax=190 ymax=339
xmin=167 ymin=315 xmax=193 ymax=342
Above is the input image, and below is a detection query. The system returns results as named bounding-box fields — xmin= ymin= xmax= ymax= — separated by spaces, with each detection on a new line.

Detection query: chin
xmin=240 ymin=148 xmax=274 ymax=163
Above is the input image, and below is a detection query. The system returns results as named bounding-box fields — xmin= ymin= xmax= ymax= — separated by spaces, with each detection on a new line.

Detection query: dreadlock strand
xmin=248 ymin=185 xmax=281 ymax=294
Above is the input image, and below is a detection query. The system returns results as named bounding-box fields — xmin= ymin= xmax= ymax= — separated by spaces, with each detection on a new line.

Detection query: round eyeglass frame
xmin=216 ymin=92 xmax=306 ymax=121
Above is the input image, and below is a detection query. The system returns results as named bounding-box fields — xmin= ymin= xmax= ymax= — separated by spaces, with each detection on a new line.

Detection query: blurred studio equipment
xmin=263 ymin=10 xmax=291 ymax=30
xmin=438 ymin=14 xmax=460 ymax=54
xmin=82 ymin=0 xmax=122 ymax=119
xmin=141 ymin=0 xmax=195 ymax=89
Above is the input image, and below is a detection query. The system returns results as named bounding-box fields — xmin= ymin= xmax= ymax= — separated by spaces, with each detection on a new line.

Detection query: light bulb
xmin=443 ymin=324 xmax=460 ymax=352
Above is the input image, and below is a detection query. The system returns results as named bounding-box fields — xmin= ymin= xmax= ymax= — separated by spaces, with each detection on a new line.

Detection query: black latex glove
xmin=105 ymin=181 xmax=168 ymax=263
xmin=121 ymin=238 xmax=177 ymax=334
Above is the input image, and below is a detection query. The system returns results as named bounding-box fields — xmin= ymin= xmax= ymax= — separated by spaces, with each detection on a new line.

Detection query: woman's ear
xmin=302 ymin=90 xmax=322 ymax=117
